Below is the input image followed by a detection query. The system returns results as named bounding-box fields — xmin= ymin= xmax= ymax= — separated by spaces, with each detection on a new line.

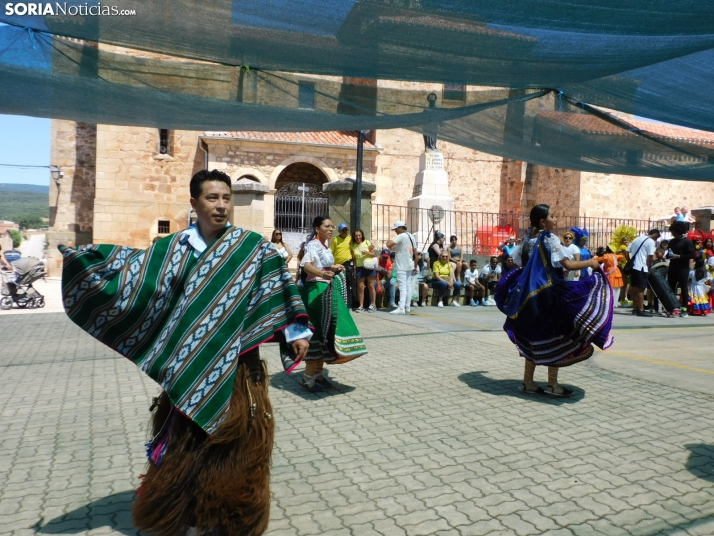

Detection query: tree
xmin=8 ymin=229 xmax=21 ymax=248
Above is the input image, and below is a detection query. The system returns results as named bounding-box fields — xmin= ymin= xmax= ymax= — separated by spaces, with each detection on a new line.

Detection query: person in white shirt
xmin=478 ymin=256 xmax=502 ymax=305
xmin=626 ymin=229 xmax=660 ymax=317
xmin=386 ymin=220 xmax=417 ymax=315
xmin=559 ymin=231 xmax=581 ymax=281
xmin=463 ymin=259 xmax=485 ymax=306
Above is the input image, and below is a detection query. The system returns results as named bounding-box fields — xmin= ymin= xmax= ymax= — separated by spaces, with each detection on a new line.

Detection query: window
xmin=443 ymin=83 xmax=465 ymax=101
xmin=159 ymin=129 xmax=170 ymax=155
xmin=157 ymin=220 xmax=170 ymax=234
xmin=298 ymin=82 xmax=315 ymax=110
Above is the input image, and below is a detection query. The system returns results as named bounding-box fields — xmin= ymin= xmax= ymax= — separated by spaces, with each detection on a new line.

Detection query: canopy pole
xmin=355 ymin=131 xmax=365 ymax=231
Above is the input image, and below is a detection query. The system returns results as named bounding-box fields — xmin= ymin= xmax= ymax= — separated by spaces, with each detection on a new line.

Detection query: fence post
xmin=232 ymin=179 xmax=269 ymax=236
xmin=323 ymin=179 xmax=377 ymax=238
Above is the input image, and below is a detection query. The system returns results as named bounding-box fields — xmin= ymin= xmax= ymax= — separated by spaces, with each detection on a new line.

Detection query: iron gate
xmin=274 ymin=182 xmax=328 ymax=233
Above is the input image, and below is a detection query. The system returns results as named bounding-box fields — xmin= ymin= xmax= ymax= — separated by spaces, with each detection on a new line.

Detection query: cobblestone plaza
xmin=1 ymin=307 xmax=714 ymax=536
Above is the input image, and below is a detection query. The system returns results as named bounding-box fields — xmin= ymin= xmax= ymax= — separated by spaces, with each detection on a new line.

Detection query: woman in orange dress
xmin=595 ymin=246 xmax=624 ymax=291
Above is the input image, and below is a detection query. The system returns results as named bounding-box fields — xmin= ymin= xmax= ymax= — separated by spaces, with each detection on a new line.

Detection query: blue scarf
xmin=501 ymin=231 xmax=554 ymax=319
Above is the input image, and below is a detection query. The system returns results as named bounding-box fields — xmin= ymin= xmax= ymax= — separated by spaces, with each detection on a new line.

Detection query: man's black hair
xmin=190 ymin=169 xmax=231 ymax=199
xmin=648 ymin=228 xmax=663 ymax=237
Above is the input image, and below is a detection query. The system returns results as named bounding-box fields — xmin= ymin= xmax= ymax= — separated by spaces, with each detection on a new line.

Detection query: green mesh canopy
xmin=1 ymin=0 xmax=714 ymax=180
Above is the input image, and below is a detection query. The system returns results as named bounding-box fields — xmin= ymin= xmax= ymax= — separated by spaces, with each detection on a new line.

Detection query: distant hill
xmin=0 ymin=183 xmax=49 ymax=194
xmin=0 ymin=183 xmax=49 ymax=228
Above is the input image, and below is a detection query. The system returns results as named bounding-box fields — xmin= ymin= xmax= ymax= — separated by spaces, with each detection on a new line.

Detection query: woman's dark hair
xmin=529 ymin=204 xmax=550 ymax=229
xmin=596 ymin=246 xmax=606 ymax=257
xmin=669 ymin=220 xmax=689 ymax=236
xmin=450 ymin=235 xmax=457 ymax=241
xmin=351 ymin=228 xmax=366 ymax=243
xmin=312 ymin=215 xmax=330 ymax=231
xmin=605 ymin=245 xmax=614 ymax=254
xmin=189 ymin=169 xmax=231 ymax=199
xmin=695 ymin=258 xmax=707 ymax=281
xmin=270 ymin=229 xmax=283 ymax=243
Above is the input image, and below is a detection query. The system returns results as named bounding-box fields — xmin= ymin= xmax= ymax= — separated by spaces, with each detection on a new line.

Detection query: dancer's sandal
xmin=518 ymin=382 xmax=545 ymax=395
xmin=544 ymin=384 xmax=574 ymax=398
xmin=315 ymin=375 xmax=334 ymax=389
xmin=301 ymin=375 xmax=325 ymax=393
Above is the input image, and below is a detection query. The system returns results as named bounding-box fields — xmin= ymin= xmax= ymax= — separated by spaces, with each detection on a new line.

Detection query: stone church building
xmin=46 ymin=45 xmax=714 ymax=275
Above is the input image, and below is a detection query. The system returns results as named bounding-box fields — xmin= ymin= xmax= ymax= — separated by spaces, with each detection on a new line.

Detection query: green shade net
xmin=1 ymin=0 xmax=714 ymax=180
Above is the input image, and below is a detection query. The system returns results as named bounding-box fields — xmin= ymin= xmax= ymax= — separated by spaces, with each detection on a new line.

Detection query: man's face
xmin=190 ymin=180 xmax=231 ymax=236
xmin=490 ymin=258 xmax=498 ymax=268
xmin=470 ymin=262 xmax=477 ymax=271
xmin=506 ymin=257 xmax=514 ymax=267
xmin=339 ymin=227 xmax=349 ymax=238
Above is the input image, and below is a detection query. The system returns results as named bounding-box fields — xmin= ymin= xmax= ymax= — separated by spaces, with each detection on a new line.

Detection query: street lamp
xmin=49 ymin=165 xmax=64 ymax=184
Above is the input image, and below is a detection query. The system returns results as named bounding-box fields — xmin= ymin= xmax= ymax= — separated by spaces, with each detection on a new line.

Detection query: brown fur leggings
xmin=133 ymin=348 xmax=274 ymax=536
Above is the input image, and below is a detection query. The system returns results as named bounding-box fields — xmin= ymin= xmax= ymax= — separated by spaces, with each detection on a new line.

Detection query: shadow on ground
xmin=685 ymin=443 xmax=714 ymax=483
xmin=35 ymin=490 xmax=138 ymax=535
xmin=458 ymin=371 xmax=585 ymax=404
xmin=270 ymin=371 xmax=356 ymax=400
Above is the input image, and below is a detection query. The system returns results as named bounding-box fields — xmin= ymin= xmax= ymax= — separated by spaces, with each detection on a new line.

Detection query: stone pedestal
xmin=692 ymin=207 xmax=714 ymax=232
xmin=232 ymin=180 xmax=269 ymax=235
xmin=324 ymin=179 xmax=377 ymax=239
xmin=407 ymin=151 xmax=454 ymax=247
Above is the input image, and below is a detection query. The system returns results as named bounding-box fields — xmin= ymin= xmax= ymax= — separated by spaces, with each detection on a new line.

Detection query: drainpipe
xmin=199 ymin=138 xmax=209 ymax=170
xmin=355 ymin=131 xmax=364 ymax=230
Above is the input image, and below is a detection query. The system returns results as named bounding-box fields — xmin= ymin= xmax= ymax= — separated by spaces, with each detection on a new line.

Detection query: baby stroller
xmin=0 ymin=257 xmax=46 ymax=310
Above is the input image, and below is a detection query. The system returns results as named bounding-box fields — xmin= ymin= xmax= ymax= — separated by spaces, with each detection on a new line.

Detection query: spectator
xmin=595 ymin=245 xmax=623 ymax=295
xmin=375 ymin=248 xmax=394 ymax=309
xmin=331 ymin=222 xmax=355 ymax=307
xmin=270 ymin=229 xmax=293 ymax=264
xmin=502 ymin=255 xmax=517 ymax=275
xmin=413 ymin=251 xmax=429 ymax=307
xmin=616 ymin=236 xmax=632 ymax=307
xmin=0 ymin=245 xmax=12 ymax=271
xmin=428 ymin=232 xmax=445 ymax=268
xmin=447 ymin=235 xmax=468 ymax=282
xmin=672 ymin=207 xmax=683 ymax=221
xmin=704 ymin=236 xmax=714 ymax=259
xmin=351 ymin=228 xmax=377 ymax=312
xmin=571 ymin=227 xmax=592 ymax=278
xmin=560 ymin=231 xmax=581 ymax=281
xmin=626 ymin=229 xmax=660 ymax=317
xmin=386 ymin=220 xmax=417 ymax=315
xmin=431 ymin=251 xmax=462 ymax=307
xmin=680 ymin=206 xmax=695 ymax=223
xmin=463 ymin=259 xmax=485 ymax=306
xmin=479 ymin=256 xmax=502 ymax=306
xmin=667 ymin=221 xmax=695 ymax=317
xmin=497 ymin=236 xmax=517 ymax=269
xmin=688 ymin=258 xmax=711 ymax=316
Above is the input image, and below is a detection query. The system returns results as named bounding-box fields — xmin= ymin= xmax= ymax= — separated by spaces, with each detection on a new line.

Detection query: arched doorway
xmin=274 ymin=162 xmax=329 ymax=233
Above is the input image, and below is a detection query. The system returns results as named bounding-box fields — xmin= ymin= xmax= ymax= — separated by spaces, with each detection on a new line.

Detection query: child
xmin=688 ymin=258 xmax=711 ymax=316
xmin=463 ymin=259 xmax=485 ymax=306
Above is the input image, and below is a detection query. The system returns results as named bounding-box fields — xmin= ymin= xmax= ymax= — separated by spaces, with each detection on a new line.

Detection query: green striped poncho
xmin=60 ymin=227 xmax=307 ymax=434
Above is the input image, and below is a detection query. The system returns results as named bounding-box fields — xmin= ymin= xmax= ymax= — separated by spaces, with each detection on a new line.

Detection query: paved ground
xmin=1 ymin=305 xmax=714 ymax=536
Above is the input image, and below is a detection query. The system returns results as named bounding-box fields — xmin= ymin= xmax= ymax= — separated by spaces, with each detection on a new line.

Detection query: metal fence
xmin=372 ymin=204 xmax=671 ymax=255
xmin=274 ymin=195 xmax=328 ymax=233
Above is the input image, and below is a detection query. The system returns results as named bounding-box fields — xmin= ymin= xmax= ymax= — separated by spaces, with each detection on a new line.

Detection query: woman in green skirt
xmin=297 ymin=215 xmax=367 ymax=392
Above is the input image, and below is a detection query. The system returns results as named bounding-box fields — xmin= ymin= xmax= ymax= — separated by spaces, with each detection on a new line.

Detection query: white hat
xmin=391 ymin=220 xmax=407 ymax=230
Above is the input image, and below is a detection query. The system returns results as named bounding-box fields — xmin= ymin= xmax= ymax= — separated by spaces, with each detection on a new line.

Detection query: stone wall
xmin=521 ymin=164 xmax=582 ymax=218
xmin=47 ymin=120 xmax=97 ymax=276
xmin=373 ymin=128 xmax=503 ymax=212
xmin=93 ymin=126 xmax=203 ymax=246
xmin=579 ymin=172 xmax=714 ymax=220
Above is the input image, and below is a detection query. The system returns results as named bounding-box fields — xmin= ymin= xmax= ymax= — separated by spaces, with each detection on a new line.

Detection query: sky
xmin=0 ymin=114 xmax=51 ymax=186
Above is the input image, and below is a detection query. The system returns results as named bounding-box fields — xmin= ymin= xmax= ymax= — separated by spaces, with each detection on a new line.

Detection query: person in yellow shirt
xmin=431 ymin=251 xmax=463 ymax=307
xmin=331 ymin=222 xmax=355 ymax=308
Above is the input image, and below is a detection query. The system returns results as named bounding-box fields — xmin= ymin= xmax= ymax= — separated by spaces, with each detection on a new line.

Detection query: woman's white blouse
xmin=302 ymin=239 xmax=335 ymax=282
xmin=512 ymin=233 xmax=571 ymax=268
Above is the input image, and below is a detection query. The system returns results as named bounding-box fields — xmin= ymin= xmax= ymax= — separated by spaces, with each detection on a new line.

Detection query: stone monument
xmin=407 ymin=92 xmax=455 ymax=247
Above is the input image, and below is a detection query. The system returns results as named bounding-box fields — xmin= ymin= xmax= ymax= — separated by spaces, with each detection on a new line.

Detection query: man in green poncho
xmin=61 ymin=169 xmax=311 ymax=536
